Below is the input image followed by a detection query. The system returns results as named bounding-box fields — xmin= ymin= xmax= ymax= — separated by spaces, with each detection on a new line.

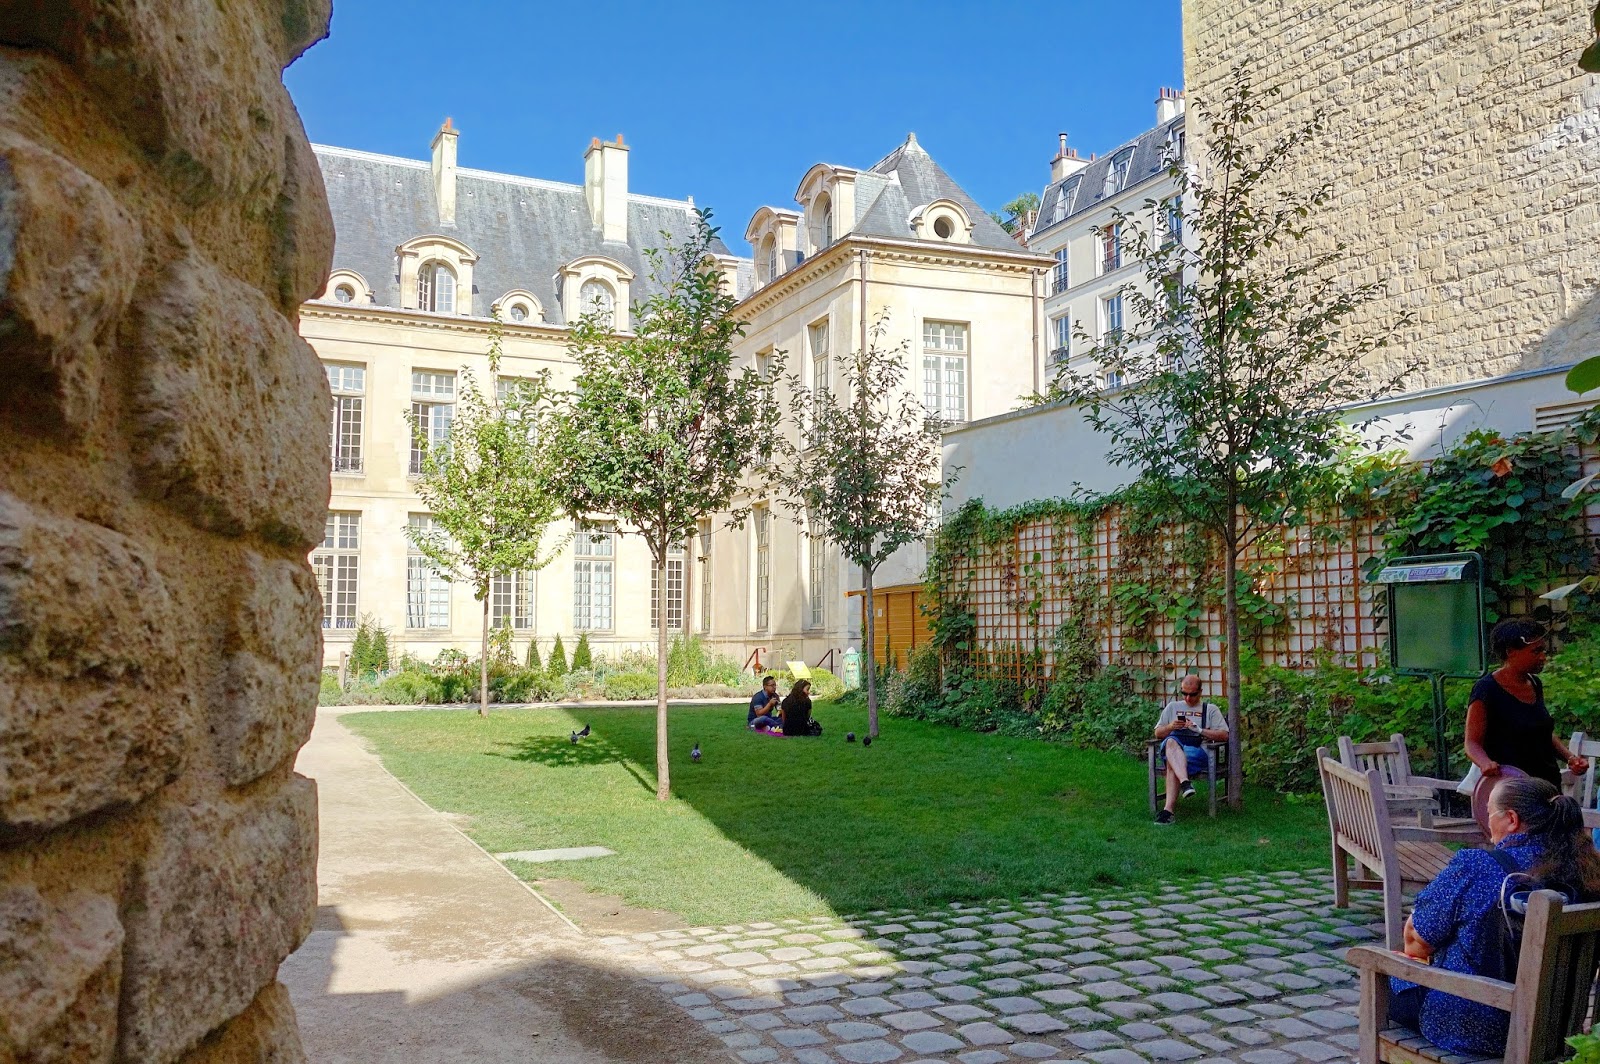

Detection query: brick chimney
xmin=1050 ymin=133 xmax=1088 ymax=181
xmin=430 ymin=117 xmax=459 ymax=226
xmin=584 ymin=133 xmax=630 ymax=244
xmin=1156 ymin=87 xmax=1186 ymax=125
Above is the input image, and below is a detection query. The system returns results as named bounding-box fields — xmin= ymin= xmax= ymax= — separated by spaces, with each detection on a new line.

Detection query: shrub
xmin=377 ymin=671 xmax=441 ymax=705
xmin=526 ymin=638 xmax=542 ymax=669
xmin=348 ymin=615 xmax=391 ymax=677
xmin=489 ymin=621 xmax=516 ymax=667
xmin=572 ymin=632 xmax=593 ymax=671
xmin=340 ymin=676 xmax=385 ymax=705
xmin=495 ymin=668 xmax=555 ymax=704
xmin=549 ymin=635 xmax=569 ymax=676
xmin=436 ymin=670 xmax=475 ymax=703
xmin=1061 ymin=667 xmax=1154 ymax=755
xmin=319 ymin=671 xmax=344 ymax=705
xmin=602 ymin=670 xmax=656 ymax=700
xmin=1546 ymin=619 xmax=1600 ymax=737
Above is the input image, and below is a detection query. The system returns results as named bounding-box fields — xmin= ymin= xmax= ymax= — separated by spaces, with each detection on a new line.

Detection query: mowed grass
xmin=343 ymin=703 xmax=1330 ymax=926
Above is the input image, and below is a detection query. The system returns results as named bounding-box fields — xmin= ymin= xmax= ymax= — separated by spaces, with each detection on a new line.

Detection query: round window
xmin=509 ymin=303 xmax=528 ymax=322
xmin=334 ymin=283 xmax=355 ymax=303
xmin=933 ymin=216 xmax=954 ymax=239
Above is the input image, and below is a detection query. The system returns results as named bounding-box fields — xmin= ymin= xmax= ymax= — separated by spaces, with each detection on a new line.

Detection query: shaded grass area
xmin=343 ymin=703 xmax=1330 ymax=926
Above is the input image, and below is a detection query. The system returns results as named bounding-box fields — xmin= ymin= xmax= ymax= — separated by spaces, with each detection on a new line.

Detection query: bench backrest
xmin=1318 ymin=748 xmax=1395 ymax=874
xmin=1567 ymin=731 xmax=1600 ymax=811
xmin=1337 ymin=733 xmax=1416 ymax=790
xmin=1508 ymin=889 xmax=1600 ymax=1064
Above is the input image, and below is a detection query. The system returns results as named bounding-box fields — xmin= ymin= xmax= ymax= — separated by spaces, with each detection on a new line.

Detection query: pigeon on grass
xmin=862 ymin=736 xmax=873 ymax=747
xmin=691 ymin=743 xmax=702 ymax=763
xmin=568 ymin=723 xmax=591 ymax=744
xmin=846 ymin=732 xmax=856 ymax=742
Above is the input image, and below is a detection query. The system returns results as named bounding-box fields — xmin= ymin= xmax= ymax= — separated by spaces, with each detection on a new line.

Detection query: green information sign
xmin=1381 ymin=552 xmax=1485 ymax=778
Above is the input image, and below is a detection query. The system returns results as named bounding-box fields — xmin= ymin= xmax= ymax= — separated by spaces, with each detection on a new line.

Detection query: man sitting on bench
xmin=1153 ymin=675 xmax=1228 ymax=824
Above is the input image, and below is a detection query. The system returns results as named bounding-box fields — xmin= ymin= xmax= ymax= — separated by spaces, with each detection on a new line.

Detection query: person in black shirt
xmin=780 ymin=680 xmax=814 ymax=737
xmin=1464 ymin=618 xmax=1586 ymax=789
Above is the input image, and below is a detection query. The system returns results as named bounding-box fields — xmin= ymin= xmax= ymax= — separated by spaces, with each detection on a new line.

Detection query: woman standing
xmin=1464 ymin=618 xmax=1586 ymax=789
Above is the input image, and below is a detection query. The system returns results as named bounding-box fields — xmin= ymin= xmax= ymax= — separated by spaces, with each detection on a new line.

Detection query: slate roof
xmin=312 ymin=144 xmax=744 ymax=323
xmin=1032 ymin=114 xmax=1185 ymax=239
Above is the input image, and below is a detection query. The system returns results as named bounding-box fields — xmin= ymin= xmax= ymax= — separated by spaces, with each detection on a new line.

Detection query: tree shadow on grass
xmin=491 ymin=735 xmax=655 ymax=792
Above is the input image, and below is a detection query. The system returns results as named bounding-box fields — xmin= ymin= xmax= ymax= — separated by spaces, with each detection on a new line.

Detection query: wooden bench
xmin=1338 ymin=734 xmax=1476 ymax=831
xmin=1319 ymin=749 xmax=1484 ymax=949
xmin=1146 ymin=737 xmax=1228 ymax=818
xmin=1347 ymin=889 xmax=1600 ymax=1064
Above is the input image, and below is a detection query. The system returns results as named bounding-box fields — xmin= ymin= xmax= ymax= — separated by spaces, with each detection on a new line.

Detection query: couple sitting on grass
xmin=746 ymin=676 xmax=820 ymax=737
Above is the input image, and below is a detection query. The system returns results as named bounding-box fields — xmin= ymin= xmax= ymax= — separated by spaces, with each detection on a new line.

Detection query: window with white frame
xmin=312 ymin=512 xmax=360 ymax=630
xmin=807 ymin=515 xmax=827 ymax=629
xmin=573 ymin=522 xmax=615 ymax=631
xmin=1104 ymin=150 xmax=1133 ymax=196
xmin=818 ymin=196 xmax=833 ymax=248
xmin=579 ymin=279 xmax=617 ymax=328
xmin=697 ymin=521 xmax=712 ymax=633
xmin=1102 ymin=369 xmax=1126 ymax=391
xmin=921 ymin=321 xmax=968 ymax=425
xmin=1164 ymin=196 xmax=1182 ymax=246
xmin=651 ymin=542 xmax=686 ymax=631
xmin=1051 ymin=316 xmax=1071 ymax=363
xmin=754 ymin=506 xmax=771 ymax=631
xmin=326 ymin=363 xmax=364 ymax=473
xmin=1102 ymin=293 xmax=1124 ymax=338
xmin=809 ymin=319 xmax=829 ymax=445
xmin=417 ymin=260 xmax=457 ymax=314
xmin=1052 ymin=248 xmax=1070 ymax=293
xmin=1100 ymin=223 xmax=1122 ymax=274
xmin=762 ymin=236 xmax=777 ymax=283
xmin=405 ymin=514 xmax=451 ymax=630
xmin=491 ymin=570 xmax=534 ymax=629
xmin=410 ymin=370 xmax=455 ymax=474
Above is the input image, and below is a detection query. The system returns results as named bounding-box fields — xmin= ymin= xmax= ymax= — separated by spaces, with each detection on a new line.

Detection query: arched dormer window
xmin=495 ymin=290 xmax=543 ymax=324
xmin=814 ymin=193 xmax=833 ymax=250
xmin=417 ymin=260 xmax=456 ymax=314
xmin=321 ymin=269 xmax=373 ymax=306
xmin=558 ymin=254 xmax=633 ymax=328
xmin=909 ymin=199 xmax=974 ymax=244
xmin=579 ymin=278 xmax=616 ymax=327
xmin=1104 ymin=150 xmax=1134 ymax=197
xmin=762 ymin=236 xmax=778 ymax=283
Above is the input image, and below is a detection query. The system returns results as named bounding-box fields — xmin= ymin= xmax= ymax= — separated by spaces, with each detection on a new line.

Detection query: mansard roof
xmin=312 ymin=144 xmax=741 ymax=322
xmin=1033 ymin=114 xmax=1185 ymax=238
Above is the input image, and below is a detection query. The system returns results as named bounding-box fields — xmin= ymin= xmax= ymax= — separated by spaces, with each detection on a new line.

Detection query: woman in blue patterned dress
xmin=1390 ymin=776 xmax=1600 ymax=1056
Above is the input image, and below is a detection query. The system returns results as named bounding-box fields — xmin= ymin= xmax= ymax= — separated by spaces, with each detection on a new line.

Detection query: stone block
xmin=181 ymin=981 xmax=306 ymax=1063
xmin=0 ymin=127 xmax=142 ymax=437
xmin=0 ymin=885 xmax=122 ymax=1060
xmin=130 ymin=251 xmax=330 ymax=547
xmin=215 ymin=552 xmax=320 ymax=785
xmin=0 ymin=491 xmax=191 ymax=834
xmin=118 ymin=776 xmax=317 ymax=1063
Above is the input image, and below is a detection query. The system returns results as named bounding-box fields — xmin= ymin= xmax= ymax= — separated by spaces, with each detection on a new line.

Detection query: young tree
xmin=552 ymin=210 xmax=776 ymax=800
xmin=990 ymin=191 xmax=1040 ymax=235
xmin=776 ymin=312 xmax=948 ymax=738
xmin=1049 ymin=65 xmax=1414 ymax=807
xmin=406 ymin=315 xmax=566 ymax=716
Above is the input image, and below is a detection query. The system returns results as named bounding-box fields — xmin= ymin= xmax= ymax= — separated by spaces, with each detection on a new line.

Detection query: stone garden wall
xmin=0 ymin=2 xmax=333 ymax=1060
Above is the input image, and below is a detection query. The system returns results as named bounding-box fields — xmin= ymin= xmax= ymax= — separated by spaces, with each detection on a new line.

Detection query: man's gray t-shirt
xmin=1156 ymin=700 xmax=1227 ymax=747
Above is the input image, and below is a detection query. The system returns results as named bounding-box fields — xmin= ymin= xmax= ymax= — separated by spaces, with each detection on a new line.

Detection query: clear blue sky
xmin=284 ymin=1 xmax=1184 ymax=255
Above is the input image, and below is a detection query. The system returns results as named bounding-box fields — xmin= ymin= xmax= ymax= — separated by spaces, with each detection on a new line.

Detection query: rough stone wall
xmin=0 ymin=2 xmax=333 ymax=1061
xmin=1183 ymin=0 xmax=1600 ymax=390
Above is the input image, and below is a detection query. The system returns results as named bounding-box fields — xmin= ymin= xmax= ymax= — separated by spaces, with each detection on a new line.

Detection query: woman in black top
xmin=780 ymin=680 xmax=814 ymax=737
xmin=1465 ymin=618 xmax=1586 ymax=788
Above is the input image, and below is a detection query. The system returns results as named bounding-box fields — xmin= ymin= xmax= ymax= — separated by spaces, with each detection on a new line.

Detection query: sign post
xmin=1375 ymin=552 xmax=1486 ymax=779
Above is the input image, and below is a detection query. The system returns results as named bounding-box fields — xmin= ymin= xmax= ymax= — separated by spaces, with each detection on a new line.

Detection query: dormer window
xmin=508 ymin=304 xmax=528 ymax=322
xmin=580 ymin=278 xmax=616 ymax=327
xmin=814 ymin=193 xmax=834 ymax=251
xmin=417 ymin=260 xmax=457 ymax=314
xmin=321 ymin=269 xmax=373 ymax=306
xmin=334 ymin=283 xmax=355 ymax=303
xmin=763 ymin=236 xmax=778 ymax=283
xmin=1104 ymin=150 xmax=1134 ymax=197
xmin=910 ymin=200 xmax=974 ymax=244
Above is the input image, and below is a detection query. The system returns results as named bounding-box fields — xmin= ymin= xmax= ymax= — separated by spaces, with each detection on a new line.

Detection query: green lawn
xmin=343 ymin=703 xmax=1330 ymax=926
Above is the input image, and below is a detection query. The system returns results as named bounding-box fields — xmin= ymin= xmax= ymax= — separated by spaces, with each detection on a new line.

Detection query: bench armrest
xmin=1405 ymin=775 xmax=1463 ymax=792
xmin=1344 ymin=945 xmax=1514 ymax=1012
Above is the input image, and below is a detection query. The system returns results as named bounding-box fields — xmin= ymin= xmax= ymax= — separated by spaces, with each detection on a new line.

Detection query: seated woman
xmin=779 ymin=679 xmax=814 ymax=737
xmin=1390 ymin=776 xmax=1600 ymax=1057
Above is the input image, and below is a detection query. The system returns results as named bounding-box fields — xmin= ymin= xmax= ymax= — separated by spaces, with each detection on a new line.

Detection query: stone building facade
xmin=1183 ymin=0 xmax=1600 ymax=394
xmin=0 ymin=1 xmax=331 ymax=1060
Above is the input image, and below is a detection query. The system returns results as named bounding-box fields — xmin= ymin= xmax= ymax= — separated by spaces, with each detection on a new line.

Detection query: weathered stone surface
xmin=0 ymin=129 xmax=142 ymax=437
xmin=0 ymin=491 xmax=190 ymax=834
xmin=0 ymin=885 xmax=122 ymax=1061
xmin=119 ymin=776 xmax=318 ymax=1063
xmin=216 ymin=552 xmax=320 ymax=785
xmin=180 ymin=981 xmax=306 ymax=1063
xmin=130 ymin=252 xmax=330 ymax=546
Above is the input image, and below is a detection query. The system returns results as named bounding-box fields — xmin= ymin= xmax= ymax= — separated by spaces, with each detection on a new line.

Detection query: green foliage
xmin=526 ymin=637 xmax=541 ymax=669
xmin=1564 ymin=1031 xmax=1600 ymax=1064
xmin=548 ymin=634 xmax=568 ymax=676
xmin=572 ymin=631 xmax=593 ymax=672
xmin=378 ymin=671 xmax=443 ymax=706
xmin=348 ymin=615 xmax=391 ymax=677
xmin=319 ymin=672 xmax=343 ymax=704
xmin=1544 ymin=619 xmax=1600 ymax=737
xmin=1059 ymin=667 xmax=1156 ymax=755
xmin=666 ymin=634 xmax=741 ymax=687
xmin=603 ymin=670 xmax=657 ymax=701
xmin=760 ymin=668 xmax=845 ymax=702
xmin=489 ymin=621 xmax=516 ymax=667
xmin=990 ymin=191 xmax=1040 ymax=235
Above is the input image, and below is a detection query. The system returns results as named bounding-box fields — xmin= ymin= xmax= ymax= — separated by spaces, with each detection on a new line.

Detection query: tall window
xmin=922 ymin=320 xmax=969 ymax=425
xmin=573 ymin=523 xmax=615 ymax=631
xmin=809 ymin=319 xmax=829 ymax=445
xmin=807 ymin=516 xmax=827 ymax=629
xmin=818 ymin=196 xmax=833 ymax=247
xmin=406 ymin=514 xmax=450 ymax=629
xmin=326 ymin=363 xmax=364 ymax=473
xmin=1051 ymin=316 xmax=1072 ymax=363
xmin=1102 ymin=294 xmax=1124 ymax=338
xmin=410 ymin=370 xmax=455 ymax=474
xmin=579 ymin=279 xmax=616 ymax=328
xmin=1164 ymin=196 xmax=1183 ymax=246
xmin=762 ymin=236 xmax=777 ymax=282
xmin=754 ymin=506 xmax=771 ymax=631
xmin=491 ymin=571 xmax=534 ymax=629
xmin=1100 ymin=223 xmax=1122 ymax=274
xmin=1052 ymin=248 xmax=1070 ymax=293
xmin=1104 ymin=150 xmax=1133 ymax=196
xmin=697 ymin=521 xmax=712 ymax=633
xmin=651 ymin=542 xmax=686 ymax=630
xmin=417 ymin=260 xmax=456 ymax=314
xmin=312 ymin=512 xmax=360 ymax=630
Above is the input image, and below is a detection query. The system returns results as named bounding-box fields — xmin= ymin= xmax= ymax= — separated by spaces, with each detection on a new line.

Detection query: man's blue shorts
xmin=1160 ymin=741 xmax=1210 ymax=777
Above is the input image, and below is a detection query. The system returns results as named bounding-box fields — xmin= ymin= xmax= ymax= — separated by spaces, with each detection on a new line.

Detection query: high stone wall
xmin=1182 ymin=0 xmax=1600 ymax=391
xmin=0 ymin=2 xmax=333 ymax=1060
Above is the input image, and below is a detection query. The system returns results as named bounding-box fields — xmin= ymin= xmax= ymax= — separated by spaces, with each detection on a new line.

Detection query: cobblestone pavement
xmin=601 ymin=869 xmax=1385 ymax=1064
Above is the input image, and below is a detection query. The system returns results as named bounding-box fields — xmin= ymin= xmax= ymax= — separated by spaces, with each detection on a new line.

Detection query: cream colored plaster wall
xmin=1183 ymin=0 xmax=1600 ymax=389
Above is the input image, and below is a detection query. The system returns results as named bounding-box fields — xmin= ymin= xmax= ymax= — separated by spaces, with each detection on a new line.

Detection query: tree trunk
xmin=655 ymin=557 xmax=671 ymax=801
xmin=479 ymin=590 xmax=490 ymax=718
xmin=1223 ymin=539 xmax=1243 ymax=810
xmin=863 ymin=564 xmax=879 ymax=738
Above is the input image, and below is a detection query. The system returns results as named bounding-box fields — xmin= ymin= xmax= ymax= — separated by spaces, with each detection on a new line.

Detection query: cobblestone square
xmin=604 ymin=870 xmax=1383 ymax=1063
